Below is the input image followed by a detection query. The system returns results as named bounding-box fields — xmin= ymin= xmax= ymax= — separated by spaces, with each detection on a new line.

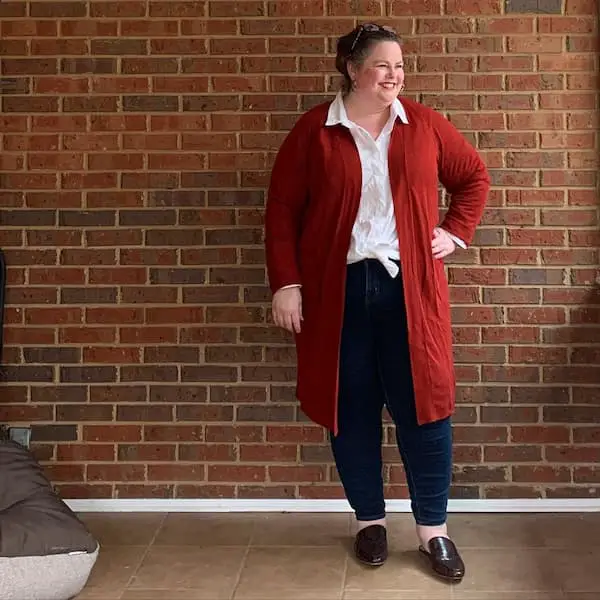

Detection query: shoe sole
xmin=354 ymin=544 xmax=387 ymax=567
xmin=356 ymin=554 xmax=386 ymax=567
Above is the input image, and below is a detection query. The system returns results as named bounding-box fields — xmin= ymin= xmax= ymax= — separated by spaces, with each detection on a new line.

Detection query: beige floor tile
xmin=446 ymin=514 xmax=546 ymax=548
xmin=345 ymin=548 xmax=455 ymax=593
xmin=234 ymin=546 xmax=347 ymax=599
xmin=452 ymin=593 xmax=565 ymax=599
xmin=76 ymin=596 xmax=123 ymax=600
xmin=76 ymin=546 xmax=148 ymax=599
xmin=533 ymin=514 xmax=600 ymax=548
xmin=128 ymin=545 xmax=247 ymax=599
xmin=552 ymin=549 xmax=600 ymax=592
xmin=122 ymin=592 xmax=217 ymax=600
xmin=345 ymin=591 xmax=451 ymax=599
xmin=75 ymin=593 xmax=123 ymax=600
xmin=252 ymin=512 xmax=350 ymax=546
xmin=79 ymin=513 xmax=166 ymax=546
xmin=154 ymin=513 xmax=255 ymax=546
xmin=454 ymin=549 xmax=563 ymax=592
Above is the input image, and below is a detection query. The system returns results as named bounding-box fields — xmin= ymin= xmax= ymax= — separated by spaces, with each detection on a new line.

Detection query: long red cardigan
xmin=265 ymin=98 xmax=490 ymax=435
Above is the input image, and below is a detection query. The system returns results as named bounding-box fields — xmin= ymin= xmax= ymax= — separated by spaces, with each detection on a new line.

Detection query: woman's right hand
xmin=272 ymin=287 xmax=303 ymax=334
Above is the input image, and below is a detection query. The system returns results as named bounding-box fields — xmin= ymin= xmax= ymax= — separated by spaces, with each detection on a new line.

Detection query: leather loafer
xmin=419 ymin=536 xmax=465 ymax=582
xmin=354 ymin=524 xmax=388 ymax=566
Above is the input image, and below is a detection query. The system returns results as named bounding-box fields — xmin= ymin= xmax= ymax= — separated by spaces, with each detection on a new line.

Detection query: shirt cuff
xmin=443 ymin=230 xmax=467 ymax=249
xmin=276 ymin=284 xmax=302 ymax=292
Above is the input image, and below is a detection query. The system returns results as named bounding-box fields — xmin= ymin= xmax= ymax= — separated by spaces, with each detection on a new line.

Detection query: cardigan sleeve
xmin=265 ymin=114 xmax=313 ymax=294
xmin=432 ymin=112 xmax=490 ymax=246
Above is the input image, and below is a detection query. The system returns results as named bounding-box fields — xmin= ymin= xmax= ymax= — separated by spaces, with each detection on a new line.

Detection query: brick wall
xmin=0 ymin=0 xmax=598 ymax=501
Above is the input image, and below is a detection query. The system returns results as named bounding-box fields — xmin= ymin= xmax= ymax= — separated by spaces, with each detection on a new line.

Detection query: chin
xmin=377 ymin=87 xmax=398 ymax=99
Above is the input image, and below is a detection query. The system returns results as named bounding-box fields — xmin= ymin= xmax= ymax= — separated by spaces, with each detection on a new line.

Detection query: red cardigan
xmin=265 ymin=98 xmax=490 ymax=434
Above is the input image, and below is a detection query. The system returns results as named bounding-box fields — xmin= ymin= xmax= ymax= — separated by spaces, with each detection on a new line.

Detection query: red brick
xmin=512 ymin=426 xmax=570 ymax=444
xmin=83 ymin=425 xmax=141 ymax=443
xmin=540 ymin=54 xmax=596 ymax=72
xmin=208 ymin=465 xmax=265 ymax=482
xmin=269 ymin=466 xmax=326 ymax=482
xmin=87 ymin=464 xmax=146 ymax=482
xmin=484 ymin=446 xmax=542 ymax=463
xmin=538 ymin=16 xmax=596 ymax=32
xmin=183 ymin=19 xmax=238 ymax=35
xmin=148 ymin=465 xmax=205 ymax=481
xmin=121 ymin=20 xmax=179 ymax=36
xmin=513 ymin=466 xmax=572 ymax=483
xmin=149 ymin=2 xmax=206 ymax=17
xmin=57 ymin=444 xmax=116 ymax=462
xmin=91 ymin=2 xmax=147 ymax=17
xmin=61 ymin=19 xmax=119 ymax=37
xmin=43 ymin=464 xmax=85 ymax=482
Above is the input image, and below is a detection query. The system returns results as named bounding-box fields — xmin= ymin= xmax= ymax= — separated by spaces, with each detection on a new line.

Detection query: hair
xmin=335 ymin=24 xmax=402 ymax=95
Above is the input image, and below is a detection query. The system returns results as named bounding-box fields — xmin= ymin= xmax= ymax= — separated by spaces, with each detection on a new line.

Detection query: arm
xmin=433 ymin=112 xmax=490 ymax=246
xmin=265 ymin=115 xmax=312 ymax=294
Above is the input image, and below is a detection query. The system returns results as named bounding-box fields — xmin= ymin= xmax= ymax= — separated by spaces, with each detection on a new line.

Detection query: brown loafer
xmin=354 ymin=524 xmax=388 ymax=566
xmin=419 ymin=536 xmax=465 ymax=582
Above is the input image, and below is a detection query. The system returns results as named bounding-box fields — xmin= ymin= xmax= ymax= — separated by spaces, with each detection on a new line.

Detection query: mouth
xmin=380 ymin=82 xmax=396 ymax=89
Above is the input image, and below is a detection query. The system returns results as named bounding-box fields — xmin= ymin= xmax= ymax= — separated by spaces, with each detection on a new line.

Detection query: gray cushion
xmin=0 ymin=440 xmax=99 ymax=600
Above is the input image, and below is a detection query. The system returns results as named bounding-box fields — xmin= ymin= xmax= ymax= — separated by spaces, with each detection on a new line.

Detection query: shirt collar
xmin=325 ymin=90 xmax=409 ymax=128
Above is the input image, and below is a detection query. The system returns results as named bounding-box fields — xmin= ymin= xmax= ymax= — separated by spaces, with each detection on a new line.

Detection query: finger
xmin=284 ymin=313 xmax=295 ymax=333
xmin=291 ymin=311 xmax=302 ymax=334
xmin=273 ymin=310 xmax=282 ymax=328
xmin=275 ymin=309 xmax=287 ymax=330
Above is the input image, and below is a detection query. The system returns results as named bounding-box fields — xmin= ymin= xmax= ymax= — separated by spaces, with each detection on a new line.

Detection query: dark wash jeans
xmin=330 ymin=258 xmax=452 ymax=526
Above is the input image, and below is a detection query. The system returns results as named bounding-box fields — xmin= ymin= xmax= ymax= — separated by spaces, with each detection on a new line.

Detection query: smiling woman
xmin=335 ymin=23 xmax=404 ymax=99
xmin=265 ymin=22 xmax=490 ymax=582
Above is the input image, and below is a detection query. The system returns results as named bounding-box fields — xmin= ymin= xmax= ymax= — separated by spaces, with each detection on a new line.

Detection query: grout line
xmin=228 ymin=513 xmax=258 ymax=600
xmin=229 ymin=537 xmax=253 ymax=600
xmin=120 ymin=512 xmax=168 ymax=594
xmin=339 ymin=547 xmax=349 ymax=600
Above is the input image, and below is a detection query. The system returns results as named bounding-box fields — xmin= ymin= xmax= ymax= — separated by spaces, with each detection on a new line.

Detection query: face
xmin=348 ymin=40 xmax=405 ymax=105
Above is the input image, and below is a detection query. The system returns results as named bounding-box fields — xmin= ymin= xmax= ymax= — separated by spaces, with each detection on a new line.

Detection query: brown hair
xmin=335 ymin=23 xmax=402 ymax=95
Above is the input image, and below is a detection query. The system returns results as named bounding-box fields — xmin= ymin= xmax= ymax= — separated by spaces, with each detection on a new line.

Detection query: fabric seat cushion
xmin=0 ymin=440 xmax=99 ymax=600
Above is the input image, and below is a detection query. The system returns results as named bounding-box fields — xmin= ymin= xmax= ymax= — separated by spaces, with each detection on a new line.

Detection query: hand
xmin=431 ymin=227 xmax=456 ymax=259
xmin=272 ymin=287 xmax=303 ymax=334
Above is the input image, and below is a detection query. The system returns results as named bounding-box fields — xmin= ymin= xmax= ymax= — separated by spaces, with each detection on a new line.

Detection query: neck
xmin=343 ymin=91 xmax=391 ymax=121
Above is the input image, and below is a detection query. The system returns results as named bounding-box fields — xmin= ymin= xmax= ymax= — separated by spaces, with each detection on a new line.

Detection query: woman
xmin=265 ymin=23 xmax=489 ymax=581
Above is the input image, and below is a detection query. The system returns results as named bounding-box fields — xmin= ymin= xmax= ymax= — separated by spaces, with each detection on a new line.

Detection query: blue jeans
xmin=330 ymin=259 xmax=452 ymax=526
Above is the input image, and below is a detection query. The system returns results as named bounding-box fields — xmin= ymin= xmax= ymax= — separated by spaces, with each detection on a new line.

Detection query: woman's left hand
xmin=431 ymin=227 xmax=456 ymax=259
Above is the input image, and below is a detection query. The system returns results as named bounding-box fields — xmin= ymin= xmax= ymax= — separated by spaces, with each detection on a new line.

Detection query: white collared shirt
xmin=325 ymin=91 xmax=465 ymax=279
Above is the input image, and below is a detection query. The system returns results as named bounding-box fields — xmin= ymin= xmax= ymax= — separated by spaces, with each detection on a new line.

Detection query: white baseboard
xmin=66 ymin=498 xmax=600 ymax=513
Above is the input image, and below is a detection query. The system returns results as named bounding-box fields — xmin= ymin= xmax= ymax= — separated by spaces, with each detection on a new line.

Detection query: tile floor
xmin=75 ymin=512 xmax=600 ymax=599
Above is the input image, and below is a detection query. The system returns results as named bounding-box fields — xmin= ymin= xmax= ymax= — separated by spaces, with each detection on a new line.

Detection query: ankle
xmin=357 ymin=517 xmax=386 ymax=532
xmin=416 ymin=523 xmax=448 ymax=547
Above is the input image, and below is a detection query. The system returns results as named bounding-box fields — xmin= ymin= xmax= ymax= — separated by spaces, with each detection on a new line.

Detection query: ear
xmin=346 ymin=60 xmax=358 ymax=82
